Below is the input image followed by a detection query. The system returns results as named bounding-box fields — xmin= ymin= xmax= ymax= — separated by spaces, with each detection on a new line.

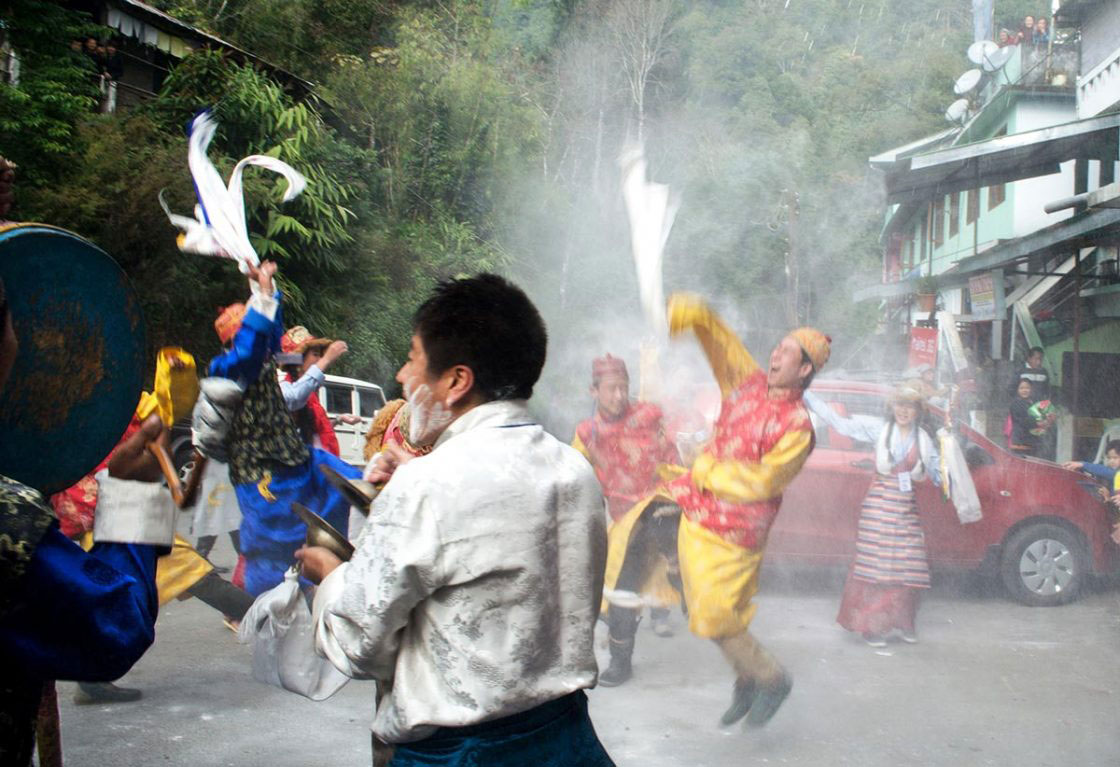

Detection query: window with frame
xmin=358 ymin=388 xmax=385 ymax=417
xmin=988 ymin=182 xmax=1005 ymax=209
xmin=932 ymin=198 xmax=944 ymax=244
xmin=324 ymin=385 xmax=352 ymax=416
xmin=966 ymin=188 xmax=979 ymax=224
xmin=948 ymin=193 xmax=960 ymax=237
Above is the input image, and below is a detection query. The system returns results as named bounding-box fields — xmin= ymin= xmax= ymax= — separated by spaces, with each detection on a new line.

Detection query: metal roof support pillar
xmin=1073 ymin=249 xmax=1082 ymax=415
xmin=991 ymin=268 xmax=1005 ymax=360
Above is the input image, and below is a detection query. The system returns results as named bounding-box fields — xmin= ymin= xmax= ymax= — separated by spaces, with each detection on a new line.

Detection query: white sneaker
xmin=899 ymin=630 xmax=919 ymax=644
xmin=863 ymin=633 xmax=887 ymax=648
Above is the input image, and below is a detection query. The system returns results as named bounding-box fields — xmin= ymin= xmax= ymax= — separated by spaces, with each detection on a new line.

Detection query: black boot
xmin=598 ymin=607 xmax=638 ymax=687
xmin=745 ymin=668 xmax=793 ymax=728
xmin=719 ymin=678 xmax=758 ymax=726
xmin=598 ymin=636 xmax=634 ymax=687
xmin=73 ymin=681 xmax=142 ymax=705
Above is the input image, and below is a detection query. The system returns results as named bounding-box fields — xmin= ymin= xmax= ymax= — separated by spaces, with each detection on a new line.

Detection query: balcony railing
xmin=1078 ymin=44 xmax=1120 ymax=118
xmin=978 ymin=42 xmax=1078 ymax=105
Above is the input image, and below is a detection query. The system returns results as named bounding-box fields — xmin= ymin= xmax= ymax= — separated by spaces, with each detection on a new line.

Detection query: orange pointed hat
xmin=790 ymin=327 xmax=831 ymax=372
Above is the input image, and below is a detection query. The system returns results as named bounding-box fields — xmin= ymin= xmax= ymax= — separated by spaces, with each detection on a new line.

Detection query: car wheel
xmin=178 ymin=457 xmax=196 ymax=485
xmin=999 ymin=522 xmax=1087 ymax=606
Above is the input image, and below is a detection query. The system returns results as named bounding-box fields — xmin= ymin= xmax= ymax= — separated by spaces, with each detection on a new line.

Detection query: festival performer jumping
xmin=300 ymin=274 xmax=614 ymax=767
xmin=660 ymin=293 xmax=828 ymax=728
xmin=202 ymin=261 xmax=358 ymax=596
xmin=572 ymin=353 xmax=681 ymax=685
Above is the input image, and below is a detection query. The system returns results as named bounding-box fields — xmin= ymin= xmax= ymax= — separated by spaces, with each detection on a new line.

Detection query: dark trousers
xmin=610 ymin=504 xmax=682 ymax=639
xmin=195 ymin=530 xmax=241 ymax=559
xmin=185 ymin=571 xmax=254 ymax=620
xmin=384 ymin=692 xmax=614 ymax=767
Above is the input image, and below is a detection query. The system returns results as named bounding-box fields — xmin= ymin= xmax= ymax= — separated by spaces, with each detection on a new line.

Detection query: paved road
xmin=56 ymin=555 xmax=1120 ymax=766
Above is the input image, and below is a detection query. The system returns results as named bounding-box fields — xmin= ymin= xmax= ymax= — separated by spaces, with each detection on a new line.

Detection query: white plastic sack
xmin=191 ymin=377 xmax=244 ymax=462
xmin=237 ymin=568 xmax=350 ymax=701
xmin=938 ymin=429 xmax=983 ymax=524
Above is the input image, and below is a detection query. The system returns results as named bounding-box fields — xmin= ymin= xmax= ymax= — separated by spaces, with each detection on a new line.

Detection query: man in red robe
xmin=571 ymin=354 xmax=680 ymax=685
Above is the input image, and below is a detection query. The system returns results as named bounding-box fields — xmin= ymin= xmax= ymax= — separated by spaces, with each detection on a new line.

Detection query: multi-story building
xmin=858 ymin=2 xmax=1120 ymax=458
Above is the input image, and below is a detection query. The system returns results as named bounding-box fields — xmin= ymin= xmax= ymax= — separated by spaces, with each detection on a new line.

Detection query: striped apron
xmin=851 ymin=470 xmax=931 ymax=589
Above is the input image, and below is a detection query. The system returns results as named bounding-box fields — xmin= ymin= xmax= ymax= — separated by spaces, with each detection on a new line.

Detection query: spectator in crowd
xmin=1063 ymin=440 xmax=1119 ymax=497
xmin=1064 ymin=441 xmax=1120 ymax=543
xmin=1007 ymin=345 xmax=1056 ymax=457
xmin=1017 ymin=15 xmax=1035 ymax=44
xmin=104 ymin=40 xmax=124 ymax=81
xmin=997 ymin=28 xmax=1014 ymax=47
xmin=1009 ymin=346 xmax=1050 ymax=401
xmin=1008 ymin=380 xmax=1054 ymax=457
xmin=83 ymin=37 xmax=104 ymax=73
xmin=1033 ymin=17 xmax=1049 ymax=46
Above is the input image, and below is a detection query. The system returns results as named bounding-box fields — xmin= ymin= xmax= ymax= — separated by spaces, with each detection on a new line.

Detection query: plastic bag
xmin=237 ymin=567 xmax=350 ymax=701
xmin=938 ymin=429 xmax=982 ymax=524
xmin=191 ymin=377 xmax=244 ymax=462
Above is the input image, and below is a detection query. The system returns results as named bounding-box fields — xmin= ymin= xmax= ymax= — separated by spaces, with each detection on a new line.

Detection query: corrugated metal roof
xmin=875 ymin=112 xmax=1120 ymax=205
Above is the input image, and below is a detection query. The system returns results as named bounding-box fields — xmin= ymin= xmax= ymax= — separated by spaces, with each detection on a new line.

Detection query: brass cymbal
xmin=319 ymin=464 xmax=378 ymax=516
xmin=292 ymin=502 xmax=354 ymax=562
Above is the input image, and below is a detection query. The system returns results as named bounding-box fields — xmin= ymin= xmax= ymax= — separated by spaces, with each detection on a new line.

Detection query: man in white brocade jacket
xmin=297 ymin=274 xmax=615 ymax=767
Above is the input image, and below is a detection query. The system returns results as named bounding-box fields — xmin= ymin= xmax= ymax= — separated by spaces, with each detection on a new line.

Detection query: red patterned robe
xmin=666 ymin=370 xmax=813 ymax=549
xmin=572 ymin=402 xmax=679 ymax=522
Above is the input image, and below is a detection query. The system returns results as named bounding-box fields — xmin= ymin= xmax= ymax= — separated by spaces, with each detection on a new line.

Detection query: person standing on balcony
xmin=1033 ymin=17 xmax=1050 ymax=46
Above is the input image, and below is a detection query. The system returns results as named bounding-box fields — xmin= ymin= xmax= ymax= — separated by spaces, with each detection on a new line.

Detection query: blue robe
xmin=1 ymin=472 xmax=160 ymax=767
xmin=237 ymin=449 xmax=357 ymax=596
xmin=0 ymin=525 xmax=160 ymax=681
xmin=208 ymin=293 xmax=359 ymax=597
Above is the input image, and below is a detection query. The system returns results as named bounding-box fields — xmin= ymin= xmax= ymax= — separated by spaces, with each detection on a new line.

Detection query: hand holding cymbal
xmin=319 ymin=464 xmax=378 ymax=515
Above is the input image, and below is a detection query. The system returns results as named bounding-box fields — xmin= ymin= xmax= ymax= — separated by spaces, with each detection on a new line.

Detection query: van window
xmin=324 ymin=384 xmax=352 ymax=416
xmin=358 ymin=388 xmax=384 ymax=417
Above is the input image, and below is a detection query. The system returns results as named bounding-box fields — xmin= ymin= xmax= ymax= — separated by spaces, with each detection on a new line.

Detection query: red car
xmin=767 ymin=380 xmax=1119 ymax=606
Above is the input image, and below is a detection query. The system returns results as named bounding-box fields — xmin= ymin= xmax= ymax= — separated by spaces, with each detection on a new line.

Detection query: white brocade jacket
xmin=311 ymin=399 xmax=607 ymax=744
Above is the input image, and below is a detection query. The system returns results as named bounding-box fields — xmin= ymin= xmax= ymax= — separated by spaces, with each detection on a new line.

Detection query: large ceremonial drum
xmin=0 ymin=224 xmax=146 ymax=495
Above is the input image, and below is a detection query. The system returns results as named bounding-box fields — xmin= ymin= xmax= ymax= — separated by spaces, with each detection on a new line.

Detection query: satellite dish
xmin=981 ymin=46 xmax=1014 ymax=72
xmin=945 ymin=98 xmax=969 ymax=124
xmin=954 ymin=69 xmax=983 ymax=95
xmin=967 ymin=40 xmax=999 ymax=65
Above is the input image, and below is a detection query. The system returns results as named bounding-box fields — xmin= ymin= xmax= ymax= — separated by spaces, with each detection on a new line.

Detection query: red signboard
xmin=908 ymin=326 xmax=938 ymax=369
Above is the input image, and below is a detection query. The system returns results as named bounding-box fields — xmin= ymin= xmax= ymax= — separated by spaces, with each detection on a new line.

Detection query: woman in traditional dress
xmin=805 ymin=381 xmax=940 ymax=647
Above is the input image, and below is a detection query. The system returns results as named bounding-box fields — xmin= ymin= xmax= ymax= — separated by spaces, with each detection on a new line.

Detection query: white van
xmin=319 ymin=374 xmax=388 ymax=467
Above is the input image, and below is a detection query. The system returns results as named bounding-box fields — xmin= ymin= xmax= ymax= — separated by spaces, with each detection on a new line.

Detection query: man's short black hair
xmin=1105 ymin=439 xmax=1120 ymax=456
xmin=413 ymin=273 xmax=547 ymax=402
xmin=1028 ymin=346 xmax=1044 ymax=357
